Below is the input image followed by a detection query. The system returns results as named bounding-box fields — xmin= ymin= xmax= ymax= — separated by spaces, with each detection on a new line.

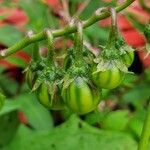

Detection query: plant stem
xmin=32 ymin=42 xmax=40 ymax=61
xmin=107 ymin=8 xmax=118 ymax=48
xmin=0 ymin=0 xmax=135 ymax=59
xmin=45 ymin=29 xmax=54 ymax=67
xmin=138 ymin=101 xmax=150 ymax=150
xmin=74 ymin=21 xmax=83 ymax=62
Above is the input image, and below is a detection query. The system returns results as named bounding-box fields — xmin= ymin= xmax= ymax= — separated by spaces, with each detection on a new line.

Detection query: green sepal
xmin=93 ymin=58 xmax=130 ymax=74
xmin=62 ymin=75 xmax=74 ymax=90
xmin=100 ymin=46 xmax=121 ymax=60
xmin=113 ymin=59 xmax=130 ymax=73
xmin=36 ymin=80 xmax=65 ymax=110
xmin=33 ymin=73 xmax=65 ymax=109
xmin=30 ymin=59 xmax=47 ymax=72
xmin=24 ymin=59 xmax=47 ymax=90
xmin=47 ymin=79 xmax=63 ymax=103
xmin=100 ymin=38 xmax=134 ymax=60
xmin=93 ymin=58 xmax=113 ymax=72
xmin=114 ymin=36 xmax=126 ymax=49
xmin=25 ymin=58 xmax=46 ymax=71
xmin=32 ymin=63 xmax=65 ymax=104
xmin=31 ymin=78 xmax=42 ymax=92
xmin=64 ymin=47 xmax=94 ymax=70
xmin=69 ymin=61 xmax=90 ymax=77
xmin=46 ymin=82 xmax=55 ymax=106
xmin=31 ymin=65 xmax=64 ymax=90
xmin=120 ymin=45 xmax=134 ymax=54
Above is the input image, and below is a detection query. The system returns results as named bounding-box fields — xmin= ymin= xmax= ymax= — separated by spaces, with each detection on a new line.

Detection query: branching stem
xmin=0 ymin=0 xmax=135 ymax=59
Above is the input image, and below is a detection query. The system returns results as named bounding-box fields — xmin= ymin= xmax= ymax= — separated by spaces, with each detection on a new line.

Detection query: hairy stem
xmin=0 ymin=0 xmax=135 ymax=59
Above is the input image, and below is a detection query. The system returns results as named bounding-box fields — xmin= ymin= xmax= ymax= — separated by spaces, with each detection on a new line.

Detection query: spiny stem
xmin=0 ymin=0 xmax=135 ymax=59
xmin=138 ymin=100 xmax=150 ymax=150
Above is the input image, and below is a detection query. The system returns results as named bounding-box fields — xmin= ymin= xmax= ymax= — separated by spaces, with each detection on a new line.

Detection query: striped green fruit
xmin=122 ymin=51 xmax=134 ymax=67
xmin=92 ymin=67 xmax=125 ymax=89
xmin=62 ymin=77 xmax=101 ymax=115
xmin=36 ymin=83 xmax=66 ymax=110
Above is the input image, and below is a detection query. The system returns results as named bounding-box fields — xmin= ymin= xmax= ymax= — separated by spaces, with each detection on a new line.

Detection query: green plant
xmin=1 ymin=0 xmax=150 ymax=150
xmin=92 ymin=8 xmax=133 ymax=89
xmin=0 ymin=93 xmax=5 ymax=110
xmin=0 ymin=0 xmax=135 ymax=59
xmin=61 ymin=21 xmax=101 ymax=114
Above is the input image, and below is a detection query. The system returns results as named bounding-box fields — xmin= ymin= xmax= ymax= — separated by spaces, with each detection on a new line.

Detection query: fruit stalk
xmin=45 ymin=29 xmax=54 ymax=67
xmin=107 ymin=8 xmax=118 ymax=48
xmin=74 ymin=21 xmax=83 ymax=62
xmin=32 ymin=42 xmax=40 ymax=61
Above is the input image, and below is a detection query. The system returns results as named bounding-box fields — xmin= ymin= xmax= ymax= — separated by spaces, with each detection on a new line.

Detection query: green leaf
xmin=5 ymin=56 xmax=27 ymax=69
xmin=101 ymin=110 xmax=130 ymax=131
xmin=85 ymin=110 xmax=108 ymax=125
xmin=80 ymin=0 xmax=104 ymax=19
xmin=114 ymin=60 xmax=128 ymax=73
xmin=0 ymin=100 xmax=20 ymax=116
xmin=19 ymin=0 xmax=58 ymax=31
xmin=0 ymin=111 xmax=20 ymax=148
xmin=0 ymin=74 xmax=19 ymax=96
xmin=0 ymin=93 xmax=5 ymax=110
xmin=15 ymin=93 xmax=53 ymax=131
xmin=84 ymin=24 xmax=108 ymax=46
xmin=122 ymin=73 xmax=138 ymax=88
xmin=80 ymin=0 xmax=116 ymax=19
xmin=126 ymin=13 xmax=145 ymax=32
xmin=122 ymin=83 xmax=150 ymax=108
xmin=128 ymin=110 xmax=146 ymax=138
xmin=0 ymin=93 xmax=53 ymax=131
xmin=128 ymin=117 xmax=143 ymax=138
xmin=0 ymin=25 xmax=23 ymax=46
xmin=0 ymin=66 xmax=5 ymax=73
xmin=7 ymin=115 xmax=137 ymax=150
